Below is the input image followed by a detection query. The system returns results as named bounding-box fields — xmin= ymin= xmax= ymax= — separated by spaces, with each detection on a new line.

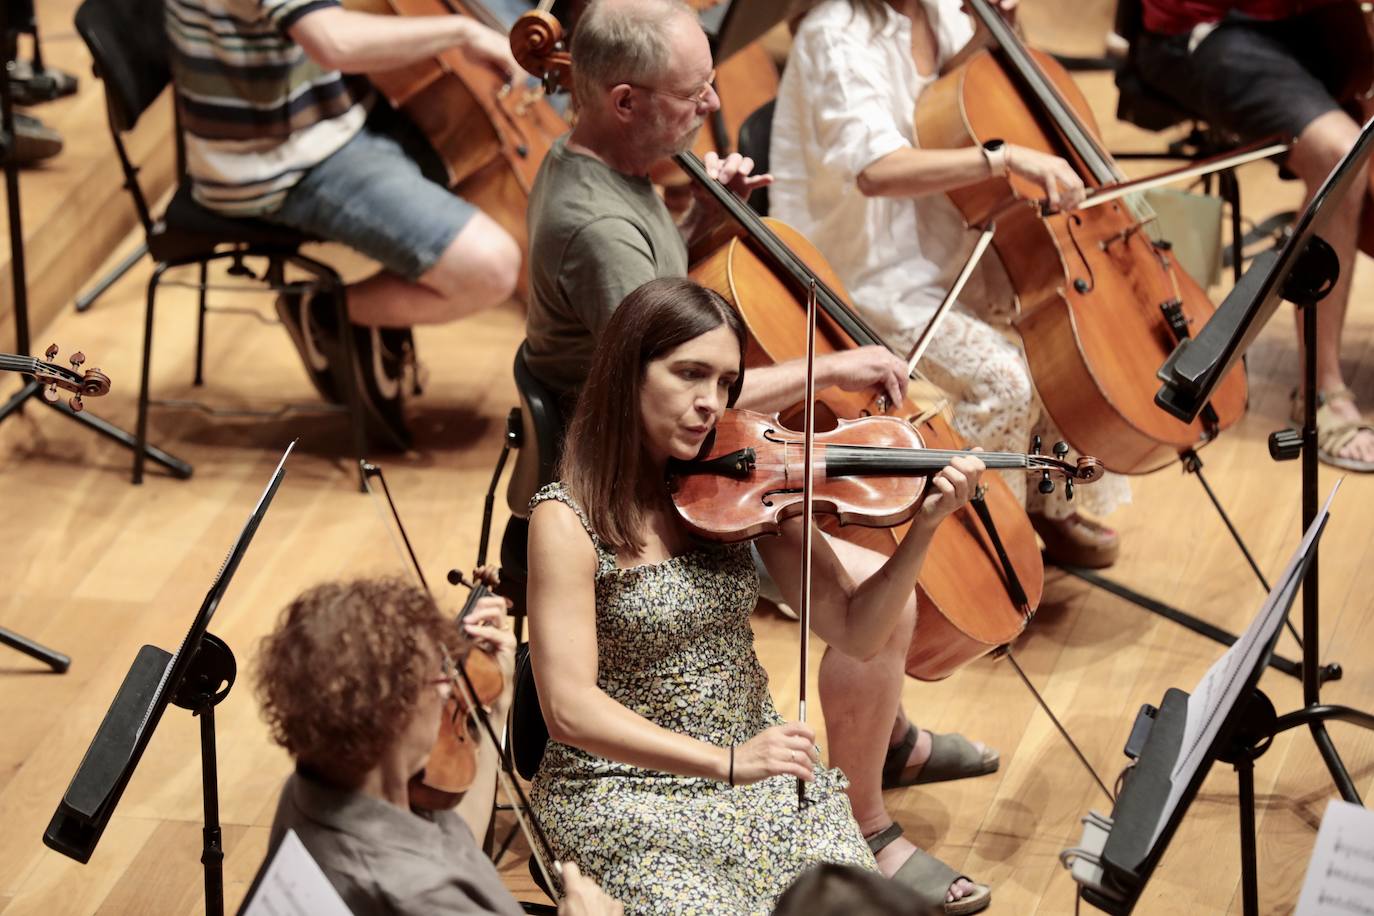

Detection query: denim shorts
xmin=272 ymin=103 xmax=477 ymax=282
xmin=1132 ymin=11 xmax=1344 ymax=142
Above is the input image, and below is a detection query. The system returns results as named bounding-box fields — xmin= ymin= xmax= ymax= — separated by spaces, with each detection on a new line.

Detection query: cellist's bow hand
xmin=992 ymin=0 xmax=1018 ymax=22
xmin=916 ymin=453 xmax=985 ymax=527
xmin=461 ymin=22 xmax=530 ymax=83
xmin=819 ymin=346 xmax=909 ymax=410
xmin=1005 ymin=145 xmax=1086 ymax=212
xmin=558 ymin=862 xmax=625 ymax=916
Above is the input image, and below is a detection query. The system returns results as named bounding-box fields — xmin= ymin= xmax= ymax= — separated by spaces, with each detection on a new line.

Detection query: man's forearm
xmin=293 ymin=8 xmax=479 ymax=73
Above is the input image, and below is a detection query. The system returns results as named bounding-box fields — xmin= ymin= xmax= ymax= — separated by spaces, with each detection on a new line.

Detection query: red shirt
xmin=1142 ymin=0 xmax=1330 ymax=35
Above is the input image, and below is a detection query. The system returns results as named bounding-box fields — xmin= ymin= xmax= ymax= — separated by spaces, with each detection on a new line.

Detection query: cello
xmin=916 ymin=0 xmax=1249 ymax=474
xmin=509 ymin=12 xmax=1068 ymax=681
xmin=345 ymin=0 xmax=570 ymax=300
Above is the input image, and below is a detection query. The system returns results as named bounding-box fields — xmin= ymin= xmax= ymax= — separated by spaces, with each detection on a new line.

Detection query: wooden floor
xmin=3 ymin=3 xmax=1373 ymax=915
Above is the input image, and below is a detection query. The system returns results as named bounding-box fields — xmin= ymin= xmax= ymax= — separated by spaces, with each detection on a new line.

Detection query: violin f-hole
xmin=761 ymin=487 xmax=802 ymax=506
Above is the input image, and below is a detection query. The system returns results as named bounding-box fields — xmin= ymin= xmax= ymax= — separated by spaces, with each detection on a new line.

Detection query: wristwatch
xmin=982 ymin=139 xmax=1009 ymax=178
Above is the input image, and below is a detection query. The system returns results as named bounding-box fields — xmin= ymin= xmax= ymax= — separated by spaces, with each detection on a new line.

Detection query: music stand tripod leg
xmin=0 ymin=626 xmax=69 ymax=671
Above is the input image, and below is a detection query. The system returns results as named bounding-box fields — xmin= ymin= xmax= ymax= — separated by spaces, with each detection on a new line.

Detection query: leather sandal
xmin=1291 ymin=387 xmax=1374 ymax=472
xmin=882 ymin=724 xmax=999 ymax=790
xmin=1030 ymin=511 xmax=1120 ymax=569
xmin=866 ymin=822 xmax=991 ymax=916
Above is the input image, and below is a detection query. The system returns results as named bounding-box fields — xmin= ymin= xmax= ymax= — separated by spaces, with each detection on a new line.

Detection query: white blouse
xmin=771 ymin=0 xmax=1012 ymax=339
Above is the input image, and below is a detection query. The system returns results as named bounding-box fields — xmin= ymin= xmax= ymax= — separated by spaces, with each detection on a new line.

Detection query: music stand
xmin=42 ymin=442 xmax=294 ymax=916
xmin=1156 ymin=115 xmax=1374 ymax=804
xmin=1067 ymin=485 xmax=1374 ymax=915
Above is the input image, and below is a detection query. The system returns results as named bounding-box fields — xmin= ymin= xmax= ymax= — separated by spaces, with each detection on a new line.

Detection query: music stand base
xmin=0 ymin=379 xmax=192 ymax=479
xmin=0 ymin=625 xmax=69 ymax=671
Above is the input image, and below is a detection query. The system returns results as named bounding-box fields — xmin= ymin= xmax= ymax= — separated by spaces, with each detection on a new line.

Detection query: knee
xmin=1293 ymin=111 xmax=1362 ymax=180
xmin=423 ymin=221 xmax=522 ymax=314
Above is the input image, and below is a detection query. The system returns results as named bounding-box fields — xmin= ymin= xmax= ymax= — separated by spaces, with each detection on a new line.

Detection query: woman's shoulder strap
xmin=530 ymin=482 xmax=614 ymax=572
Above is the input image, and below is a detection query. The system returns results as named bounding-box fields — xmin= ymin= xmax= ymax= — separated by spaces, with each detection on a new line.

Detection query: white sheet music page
xmin=1150 ymin=481 xmax=1341 ymax=847
xmin=1296 ymin=799 xmax=1374 ymax=916
xmin=240 ymin=829 xmax=352 ymax=916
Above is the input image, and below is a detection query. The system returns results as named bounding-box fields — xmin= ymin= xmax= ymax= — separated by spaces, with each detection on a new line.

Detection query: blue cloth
xmin=271 ymin=104 xmax=476 ymax=281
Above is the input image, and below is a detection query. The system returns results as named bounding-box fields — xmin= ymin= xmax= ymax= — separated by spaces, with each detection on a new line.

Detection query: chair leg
xmin=1221 ymin=169 xmax=1244 ymax=285
xmin=194 ymin=260 xmax=208 ymax=386
xmin=331 ymin=281 xmax=369 ymax=493
xmin=134 ymin=265 xmax=167 ymax=485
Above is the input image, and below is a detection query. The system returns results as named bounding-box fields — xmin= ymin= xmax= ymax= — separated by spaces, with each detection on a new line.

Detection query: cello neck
xmin=963 ymin=0 xmax=1120 ymax=186
xmin=673 ymin=152 xmax=895 ymax=354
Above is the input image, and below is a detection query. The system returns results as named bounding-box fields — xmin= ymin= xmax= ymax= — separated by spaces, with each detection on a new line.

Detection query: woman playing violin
xmin=254 ymin=576 xmax=621 ymax=915
xmin=526 ymin=277 xmax=989 ymax=915
xmin=770 ymin=0 xmax=1130 ymax=567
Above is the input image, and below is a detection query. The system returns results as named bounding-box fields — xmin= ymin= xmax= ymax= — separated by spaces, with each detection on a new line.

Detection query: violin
xmin=359 ymin=461 xmax=564 ymax=897
xmin=915 ymin=0 xmax=1248 ymax=474
xmin=1 ymin=344 xmax=111 ymax=413
xmin=670 ymin=409 xmax=1103 ymax=542
xmin=509 ymin=14 xmax=1053 ymax=681
xmin=407 ymin=571 xmax=507 ymax=810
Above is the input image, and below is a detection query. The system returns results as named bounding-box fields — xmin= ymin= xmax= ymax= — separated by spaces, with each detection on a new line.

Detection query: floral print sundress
xmin=528 ymin=483 xmax=876 ymax=915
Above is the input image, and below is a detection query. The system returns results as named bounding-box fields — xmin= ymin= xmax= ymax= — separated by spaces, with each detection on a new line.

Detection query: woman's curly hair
xmin=254 ymin=577 xmax=466 ymax=787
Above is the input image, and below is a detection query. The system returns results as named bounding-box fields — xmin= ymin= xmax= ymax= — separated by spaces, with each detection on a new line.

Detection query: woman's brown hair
xmin=559 ymin=277 xmax=747 ymax=553
xmin=254 ymin=577 xmax=466 ymax=788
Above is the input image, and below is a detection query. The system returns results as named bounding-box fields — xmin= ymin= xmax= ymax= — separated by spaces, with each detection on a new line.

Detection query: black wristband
xmin=728 ymin=745 xmax=735 ymax=786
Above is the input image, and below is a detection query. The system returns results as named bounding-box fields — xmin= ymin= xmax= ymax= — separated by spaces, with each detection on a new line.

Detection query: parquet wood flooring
xmin=2 ymin=2 xmax=1372 ymax=914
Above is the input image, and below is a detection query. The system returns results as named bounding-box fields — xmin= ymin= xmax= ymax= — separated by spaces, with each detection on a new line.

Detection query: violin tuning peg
xmin=45 ymin=343 xmax=58 ymax=361
xmin=1038 ymin=472 xmax=1055 ymax=495
xmin=41 ymin=383 xmax=59 ymax=403
xmin=1053 ymin=441 xmax=1069 ymax=458
xmin=69 ymin=351 xmax=86 ymax=369
xmin=1065 ymin=479 xmax=1075 ymax=501
xmin=1032 ymin=435 xmax=1043 ymax=455
xmin=69 ymin=393 xmax=84 ymax=413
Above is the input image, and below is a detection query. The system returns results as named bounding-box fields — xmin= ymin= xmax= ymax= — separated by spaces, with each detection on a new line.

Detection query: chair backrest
xmin=506 ymin=342 xmax=566 ymax=517
xmin=75 ymin=0 xmax=171 ymax=133
xmin=736 ymin=99 xmax=775 ymax=217
xmin=510 ymin=644 xmax=548 ymax=781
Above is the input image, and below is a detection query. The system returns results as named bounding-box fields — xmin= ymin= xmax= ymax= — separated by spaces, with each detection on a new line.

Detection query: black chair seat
xmin=1115 ymin=66 xmax=1196 ymax=133
xmin=150 ymin=181 xmax=314 ymax=264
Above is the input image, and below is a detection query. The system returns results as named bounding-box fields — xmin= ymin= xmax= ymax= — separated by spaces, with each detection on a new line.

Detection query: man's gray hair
xmin=571 ymin=0 xmax=695 ymax=107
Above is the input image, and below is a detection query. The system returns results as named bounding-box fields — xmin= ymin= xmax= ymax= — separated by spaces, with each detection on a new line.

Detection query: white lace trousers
xmin=875 ymin=305 xmax=1131 ymax=521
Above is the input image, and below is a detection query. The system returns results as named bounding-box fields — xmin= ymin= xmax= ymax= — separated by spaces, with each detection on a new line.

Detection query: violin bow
xmin=797 ymin=279 xmax=819 ymax=807
xmin=358 ymin=461 xmax=566 ymax=898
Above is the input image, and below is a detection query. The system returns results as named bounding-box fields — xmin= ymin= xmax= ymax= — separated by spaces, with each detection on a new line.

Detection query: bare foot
xmin=871 ymin=831 xmax=979 ymax=903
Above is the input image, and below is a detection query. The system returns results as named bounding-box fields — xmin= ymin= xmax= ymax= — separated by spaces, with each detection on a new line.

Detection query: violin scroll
xmin=18 ymin=344 xmax=112 ymax=412
xmin=1026 ymin=437 xmax=1105 ymax=501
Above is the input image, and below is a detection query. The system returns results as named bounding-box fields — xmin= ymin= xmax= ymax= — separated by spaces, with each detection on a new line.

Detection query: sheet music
xmin=1296 ymin=800 xmax=1374 ymax=916
xmin=1150 ymin=482 xmax=1341 ymax=846
xmin=241 ymin=830 xmax=352 ymax=916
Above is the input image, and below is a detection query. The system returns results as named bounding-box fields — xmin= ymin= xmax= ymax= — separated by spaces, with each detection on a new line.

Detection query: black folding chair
xmin=75 ymin=0 xmax=367 ymax=485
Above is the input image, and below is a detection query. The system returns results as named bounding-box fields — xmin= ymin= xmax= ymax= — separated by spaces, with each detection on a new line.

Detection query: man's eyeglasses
xmin=625 ymin=69 xmax=716 ymax=106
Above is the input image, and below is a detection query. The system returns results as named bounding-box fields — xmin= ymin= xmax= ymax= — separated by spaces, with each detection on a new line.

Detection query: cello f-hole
xmin=1065 ymin=214 xmax=1096 ymax=294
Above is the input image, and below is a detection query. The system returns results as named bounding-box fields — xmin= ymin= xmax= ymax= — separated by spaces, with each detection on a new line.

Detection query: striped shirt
xmin=166 ymin=0 xmax=371 ymax=216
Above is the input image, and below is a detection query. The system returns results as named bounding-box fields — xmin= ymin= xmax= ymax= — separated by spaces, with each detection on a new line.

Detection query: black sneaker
xmin=343 ymin=323 xmax=416 ymax=451
xmin=275 ymin=283 xmax=341 ymax=402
